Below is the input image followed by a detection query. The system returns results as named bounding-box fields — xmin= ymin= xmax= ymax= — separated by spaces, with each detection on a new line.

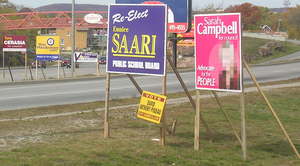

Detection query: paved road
xmin=0 ymin=40 xmax=299 ymax=111
xmin=1 ymin=59 xmax=299 ymax=111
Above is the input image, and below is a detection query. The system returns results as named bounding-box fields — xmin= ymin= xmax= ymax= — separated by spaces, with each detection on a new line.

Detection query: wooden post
xmin=167 ymin=55 xmax=213 ymax=141
xmin=57 ymin=60 xmax=60 ymax=79
xmin=28 ymin=64 xmax=33 ymax=80
xmin=127 ymin=74 xmax=143 ymax=94
xmin=160 ymin=74 xmax=166 ymax=146
xmin=104 ymin=73 xmax=110 ymax=139
xmin=97 ymin=62 xmax=100 ymax=76
xmin=62 ymin=66 xmax=66 ymax=78
xmin=212 ymin=91 xmax=242 ymax=146
xmin=25 ymin=53 xmax=27 ymax=81
xmin=243 ymin=58 xmax=300 ymax=158
xmin=35 ymin=59 xmax=37 ymax=80
xmin=194 ymin=90 xmax=200 ymax=151
xmin=240 ymin=63 xmax=247 ymax=159
xmin=171 ymin=119 xmax=177 ymax=136
xmin=3 ymin=50 xmax=5 ymax=82
xmin=8 ymin=63 xmax=13 ymax=81
xmin=41 ymin=67 xmax=46 ymax=79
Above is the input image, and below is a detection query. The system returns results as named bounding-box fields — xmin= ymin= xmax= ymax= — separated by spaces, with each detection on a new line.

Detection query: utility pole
xmin=71 ymin=0 xmax=75 ymax=77
xmin=283 ymin=0 xmax=291 ymax=12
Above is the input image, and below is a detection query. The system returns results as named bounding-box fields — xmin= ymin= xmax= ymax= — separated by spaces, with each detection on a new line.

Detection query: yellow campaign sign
xmin=177 ymin=41 xmax=194 ymax=46
xmin=36 ymin=36 xmax=60 ymax=55
xmin=137 ymin=91 xmax=167 ymax=124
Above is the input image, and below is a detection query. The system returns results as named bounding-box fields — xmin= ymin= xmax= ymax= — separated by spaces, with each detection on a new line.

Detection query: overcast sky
xmin=6 ymin=0 xmax=299 ymax=9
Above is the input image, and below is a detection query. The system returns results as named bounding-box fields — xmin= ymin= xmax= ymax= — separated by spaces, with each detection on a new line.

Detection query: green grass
xmin=0 ymin=78 xmax=300 ymax=165
xmin=242 ymin=37 xmax=300 ymax=64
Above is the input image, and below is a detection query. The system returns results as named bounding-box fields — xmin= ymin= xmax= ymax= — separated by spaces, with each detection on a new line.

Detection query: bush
xmin=288 ymin=27 xmax=299 ymax=40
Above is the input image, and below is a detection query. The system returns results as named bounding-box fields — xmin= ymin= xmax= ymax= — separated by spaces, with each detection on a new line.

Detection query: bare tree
xmin=193 ymin=2 xmax=224 ymax=15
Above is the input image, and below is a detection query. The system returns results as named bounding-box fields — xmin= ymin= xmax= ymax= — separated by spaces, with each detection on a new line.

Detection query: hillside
xmin=35 ymin=3 xmax=108 ymax=12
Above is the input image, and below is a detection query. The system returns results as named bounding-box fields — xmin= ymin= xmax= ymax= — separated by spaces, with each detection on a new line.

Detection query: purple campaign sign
xmin=107 ymin=4 xmax=167 ymax=76
xmin=74 ymin=52 xmax=98 ymax=62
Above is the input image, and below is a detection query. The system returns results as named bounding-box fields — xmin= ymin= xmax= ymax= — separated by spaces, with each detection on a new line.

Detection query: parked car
xmin=30 ymin=60 xmax=46 ymax=69
xmin=82 ymin=47 xmax=91 ymax=52
xmin=61 ymin=57 xmax=71 ymax=67
xmin=99 ymin=56 xmax=106 ymax=64
xmin=66 ymin=61 xmax=79 ymax=68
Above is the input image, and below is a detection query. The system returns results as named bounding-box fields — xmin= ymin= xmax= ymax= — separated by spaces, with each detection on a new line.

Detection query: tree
xmin=193 ymin=2 xmax=224 ymax=15
xmin=285 ymin=5 xmax=300 ymax=39
xmin=287 ymin=5 xmax=300 ymax=31
xmin=224 ymin=3 xmax=262 ymax=30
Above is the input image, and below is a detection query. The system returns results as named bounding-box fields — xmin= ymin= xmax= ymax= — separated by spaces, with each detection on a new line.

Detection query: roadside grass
xmin=0 ymin=78 xmax=300 ymax=165
xmin=242 ymin=37 xmax=300 ymax=64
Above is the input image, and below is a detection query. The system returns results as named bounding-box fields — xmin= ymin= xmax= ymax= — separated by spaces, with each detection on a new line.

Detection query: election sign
xmin=177 ymin=20 xmax=194 ymax=46
xmin=36 ymin=36 xmax=60 ymax=60
xmin=74 ymin=52 xmax=98 ymax=62
xmin=107 ymin=4 xmax=167 ymax=76
xmin=194 ymin=13 xmax=242 ymax=92
xmin=3 ymin=35 xmax=26 ymax=52
xmin=116 ymin=0 xmax=191 ymax=33
xmin=137 ymin=91 xmax=167 ymax=124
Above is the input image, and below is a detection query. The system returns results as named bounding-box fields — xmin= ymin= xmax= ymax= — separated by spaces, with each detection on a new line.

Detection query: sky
xmin=5 ymin=0 xmax=299 ymax=9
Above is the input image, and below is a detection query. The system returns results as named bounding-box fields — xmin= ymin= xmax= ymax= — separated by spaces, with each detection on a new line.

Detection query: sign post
xmin=2 ymin=35 xmax=27 ymax=82
xmin=194 ymin=13 xmax=243 ymax=152
xmin=36 ymin=36 xmax=60 ymax=79
xmin=2 ymin=49 xmax=4 ymax=82
xmin=106 ymin=4 xmax=168 ymax=142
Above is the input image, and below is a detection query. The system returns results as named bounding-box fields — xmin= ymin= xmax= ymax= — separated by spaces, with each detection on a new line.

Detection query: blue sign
xmin=36 ymin=54 xmax=59 ymax=60
xmin=107 ymin=4 xmax=167 ymax=76
xmin=116 ymin=0 xmax=191 ymax=33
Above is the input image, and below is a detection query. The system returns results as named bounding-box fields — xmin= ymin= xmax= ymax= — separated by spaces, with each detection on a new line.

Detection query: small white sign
xmin=84 ymin=13 xmax=102 ymax=24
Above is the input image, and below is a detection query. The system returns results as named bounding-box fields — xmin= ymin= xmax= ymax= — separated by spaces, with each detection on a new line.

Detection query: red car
xmin=99 ymin=56 xmax=106 ymax=64
xmin=61 ymin=57 xmax=71 ymax=67
xmin=30 ymin=59 xmax=46 ymax=69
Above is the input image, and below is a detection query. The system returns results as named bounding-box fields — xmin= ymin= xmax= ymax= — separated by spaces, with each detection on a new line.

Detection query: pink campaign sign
xmin=194 ymin=13 xmax=242 ymax=92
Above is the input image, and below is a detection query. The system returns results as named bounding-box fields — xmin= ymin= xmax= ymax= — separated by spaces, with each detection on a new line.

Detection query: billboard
xmin=36 ymin=36 xmax=60 ymax=60
xmin=107 ymin=4 xmax=167 ymax=76
xmin=3 ymin=35 xmax=26 ymax=52
xmin=74 ymin=52 xmax=98 ymax=62
xmin=194 ymin=13 xmax=242 ymax=92
xmin=137 ymin=91 xmax=167 ymax=124
xmin=115 ymin=0 xmax=191 ymax=33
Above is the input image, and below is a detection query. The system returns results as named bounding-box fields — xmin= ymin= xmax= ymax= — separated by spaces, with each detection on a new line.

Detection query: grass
xmin=242 ymin=37 xmax=300 ymax=64
xmin=0 ymin=78 xmax=300 ymax=165
xmin=0 ymin=38 xmax=299 ymax=165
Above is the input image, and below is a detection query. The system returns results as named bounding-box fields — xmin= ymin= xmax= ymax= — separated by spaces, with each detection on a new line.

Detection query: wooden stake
xmin=167 ymin=55 xmax=213 ymax=141
xmin=2 ymin=50 xmax=5 ymax=82
xmin=41 ymin=67 xmax=46 ymax=79
xmin=104 ymin=73 xmax=110 ymax=139
xmin=243 ymin=58 xmax=300 ymax=158
xmin=127 ymin=74 xmax=143 ymax=94
xmin=171 ymin=119 xmax=177 ymax=136
xmin=35 ymin=59 xmax=37 ymax=80
xmin=212 ymin=91 xmax=242 ymax=146
xmin=57 ymin=60 xmax=60 ymax=79
xmin=240 ymin=63 xmax=247 ymax=160
xmin=194 ymin=90 xmax=200 ymax=151
xmin=25 ymin=53 xmax=27 ymax=81
xmin=160 ymin=74 xmax=166 ymax=146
